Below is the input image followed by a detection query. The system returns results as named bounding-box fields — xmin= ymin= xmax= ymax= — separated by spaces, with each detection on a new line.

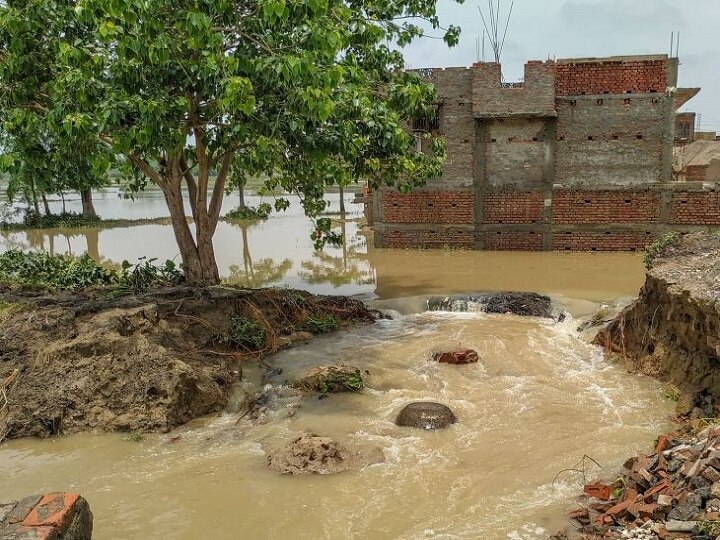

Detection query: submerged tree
xmin=0 ymin=0 xmax=458 ymax=283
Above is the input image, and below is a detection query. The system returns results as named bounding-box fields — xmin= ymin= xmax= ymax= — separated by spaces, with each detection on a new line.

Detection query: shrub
xmin=644 ymin=232 xmax=680 ymax=268
xmin=217 ymin=316 xmax=267 ymax=350
xmin=22 ymin=211 xmax=102 ymax=229
xmin=225 ymin=203 xmax=272 ymax=221
xmin=113 ymin=257 xmax=184 ymax=295
xmin=305 ymin=314 xmax=339 ymax=334
xmin=0 ymin=250 xmax=115 ymax=289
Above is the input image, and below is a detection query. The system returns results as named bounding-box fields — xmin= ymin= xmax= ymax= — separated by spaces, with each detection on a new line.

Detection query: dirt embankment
xmin=596 ymin=232 xmax=720 ymax=404
xmin=0 ymin=286 xmax=375 ymax=442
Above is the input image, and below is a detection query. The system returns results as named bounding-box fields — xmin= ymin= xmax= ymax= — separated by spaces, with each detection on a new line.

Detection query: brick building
xmin=371 ymin=54 xmax=719 ymax=251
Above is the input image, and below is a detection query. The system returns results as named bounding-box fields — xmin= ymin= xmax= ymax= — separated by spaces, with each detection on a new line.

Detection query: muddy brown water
xmin=0 ymin=191 xmax=674 ymax=539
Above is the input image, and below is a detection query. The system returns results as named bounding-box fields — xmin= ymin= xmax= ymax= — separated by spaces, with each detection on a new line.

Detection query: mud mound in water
xmin=427 ymin=291 xmax=554 ymax=318
xmin=266 ymin=433 xmax=384 ymax=475
xmin=0 ymin=287 xmax=374 ymax=442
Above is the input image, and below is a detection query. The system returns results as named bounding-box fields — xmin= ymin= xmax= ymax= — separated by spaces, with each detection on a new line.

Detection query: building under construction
xmin=369 ymin=54 xmax=719 ymax=251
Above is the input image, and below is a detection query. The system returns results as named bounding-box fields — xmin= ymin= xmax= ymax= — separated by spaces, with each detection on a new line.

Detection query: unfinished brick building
xmin=371 ymin=54 xmax=717 ymax=251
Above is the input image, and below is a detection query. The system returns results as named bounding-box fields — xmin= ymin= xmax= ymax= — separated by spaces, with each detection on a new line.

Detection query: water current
xmin=0 ymin=189 xmax=674 ymax=539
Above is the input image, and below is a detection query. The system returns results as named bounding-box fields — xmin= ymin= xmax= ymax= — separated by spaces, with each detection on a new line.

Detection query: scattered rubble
xmin=432 ymin=349 xmax=479 ymax=365
xmin=559 ymin=424 xmax=720 ymax=539
xmin=0 ymin=493 xmax=92 ymax=539
xmin=395 ymin=402 xmax=456 ymax=430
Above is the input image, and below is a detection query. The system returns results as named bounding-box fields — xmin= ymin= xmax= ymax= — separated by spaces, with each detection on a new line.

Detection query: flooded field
xmin=0 ymin=189 xmax=668 ymax=539
xmin=0 ymin=189 xmax=645 ymax=308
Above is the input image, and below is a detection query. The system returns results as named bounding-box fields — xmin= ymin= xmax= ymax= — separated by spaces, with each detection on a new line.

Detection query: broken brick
xmin=584 ymin=483 xmax=613 ymax=501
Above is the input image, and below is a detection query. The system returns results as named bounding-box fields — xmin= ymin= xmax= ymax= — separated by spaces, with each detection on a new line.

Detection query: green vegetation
xmin=0 ymin=301 xmax=22 ymax=323
xmin=0 ymin=0 xmax=456 ymax=283
xmin=216 ymin=316 xmax=267 ymax=350
xmin=305 ymin=314 xmax=339 ymax=334
xmin=0 ymin=250 xmax=184 ymax=292
xmin=224 ymin=203 xmax=272 ymax=222
xmin=644 ymin=232 xmax=681 ymax=268
xmin=126 ymin=431 xmax=145 ymax=443
xmin=0 ymin=250 xmax=114 ymax=290
xmin=662 ymin=385 xmax=681 ymax=402
xmin=14 ymin=211 xmax=101 ymax=230
xmin=317 ymin=369 xmax=365 ymax=396
xmin=696 ymin=520 xmax=720 ymax=536
xmin=114 ymin=257 xmax=184 ymax=296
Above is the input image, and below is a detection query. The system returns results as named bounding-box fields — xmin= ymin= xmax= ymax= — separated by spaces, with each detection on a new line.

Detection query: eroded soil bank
xmin=0 ymin=286 xmax=374 ymax=442
xmin=597 ymin=233 xmax=720 ymax=402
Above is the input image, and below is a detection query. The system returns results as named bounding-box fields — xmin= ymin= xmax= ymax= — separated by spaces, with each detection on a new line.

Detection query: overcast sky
xmin=403 ymin=0 xmax=720 ymax=131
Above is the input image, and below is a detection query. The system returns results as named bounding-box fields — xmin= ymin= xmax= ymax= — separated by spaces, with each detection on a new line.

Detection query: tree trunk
xmin=338 ymin=186 xmax=346 ymax=214
xmin=161 ymin=175 xmax=219 ymax=284
xmin=238 ymin=183 xmax=246 ymax=209
xmin=80 ymin=189 xmax=97 ymax=218
xmin=41 ymin=193 xmax=51 ymax=216
xmin=85 ymin=229 xmax=100 ymax=261
xmin=29 ymin=178 xmax=40 ymax=216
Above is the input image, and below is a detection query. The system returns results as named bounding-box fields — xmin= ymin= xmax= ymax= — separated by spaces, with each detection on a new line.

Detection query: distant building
xmin=370 ymin=54 xmax=720 ymax=251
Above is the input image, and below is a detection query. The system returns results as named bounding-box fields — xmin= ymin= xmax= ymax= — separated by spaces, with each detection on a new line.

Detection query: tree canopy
xmin=0 ymin=0 xmax=459 ymax=283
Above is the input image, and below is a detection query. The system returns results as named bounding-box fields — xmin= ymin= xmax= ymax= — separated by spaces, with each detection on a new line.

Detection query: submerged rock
xmin=396 ymin=402 xmax=456 ymax=430
xmin=432 ymin=349 xmax=479 ymax=365
xmin=295 ymin=365 xmax=365 ymax=394
xmin=266 ymin=433 xmax=384 ymax=475
xmin=427 ymin=292 xmax=555 ymax=318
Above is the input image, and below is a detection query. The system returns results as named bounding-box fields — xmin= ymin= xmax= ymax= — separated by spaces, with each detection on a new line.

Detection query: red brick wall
xmin=671 ymin=192 xmax=720 ymax=224
xmin=553 ymin=232 xmax=654 ymax=251
xmin=382 ymin=230 xmax=475 ymax=248
xmin=483 ymin=192 xmax=544 ymax=224
xmin=381 ymin=191 xmax=474 ymax=224
xmin=555 ymin=60 xmax=667 ymax=96
xmin=685 ymin=165 xmax=708 ymax=182
xmin=484 ymin=231 xmax=543 ymax=251
xmin=553 ymin=191 xmax=660 ymax=224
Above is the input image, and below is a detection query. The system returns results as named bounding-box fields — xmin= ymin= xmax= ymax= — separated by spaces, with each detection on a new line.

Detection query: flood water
xmin=0 ymin=190 xmax=672 ymax=539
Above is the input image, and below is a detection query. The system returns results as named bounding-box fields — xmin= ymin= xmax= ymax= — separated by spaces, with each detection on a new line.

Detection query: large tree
xmin=0 ymin=1 xmax=111 ymax=219
xmin=0 ymin=0 xmax=457 ymax=283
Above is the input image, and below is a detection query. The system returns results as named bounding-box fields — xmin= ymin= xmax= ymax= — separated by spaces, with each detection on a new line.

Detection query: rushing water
xmin=0 ymin=190 xmax=672 ymax=539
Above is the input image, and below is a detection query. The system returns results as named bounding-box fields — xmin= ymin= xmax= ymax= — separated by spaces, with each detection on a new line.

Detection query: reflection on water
xmin=0 ymin=191 xmax=646 ymax=307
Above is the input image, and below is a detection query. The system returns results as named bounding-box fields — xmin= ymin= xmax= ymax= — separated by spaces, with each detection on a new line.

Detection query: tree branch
xmin=180 ymin=154 xmax=198 ymax=219
xmin=209 ymin=150 xmax=235 ymax=235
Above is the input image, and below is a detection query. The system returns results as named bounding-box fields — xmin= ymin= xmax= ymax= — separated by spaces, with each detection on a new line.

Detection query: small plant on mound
xmin=294 ymin=366 xmax=368 ymax=396
xmin=0 ymin=301 xmax=22 ymax=323
xmin=0 ymin=250 xmax=115 ymax=289
xmin=644 ymin=231 xmax=680 ymax=269
xmin=305 ymin=314 xmax=339 ymax=334
xmin=224 ymin=203 xmax=272 ymax=222
xmin=113 ymin=257 xmax=184 ymax=295
xmin=216 ymin=316 xmax=267 ymax=350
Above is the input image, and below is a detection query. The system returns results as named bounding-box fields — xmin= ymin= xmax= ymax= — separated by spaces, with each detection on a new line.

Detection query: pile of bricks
xmin=561 ymin=425 xmax=720 ymax=539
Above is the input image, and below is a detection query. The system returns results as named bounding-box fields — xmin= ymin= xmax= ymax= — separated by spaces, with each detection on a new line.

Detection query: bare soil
xmin=596 ymin=232 xmax=720 ymax=401
xmin=0 ymin=286 xmax=375 ymax=442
